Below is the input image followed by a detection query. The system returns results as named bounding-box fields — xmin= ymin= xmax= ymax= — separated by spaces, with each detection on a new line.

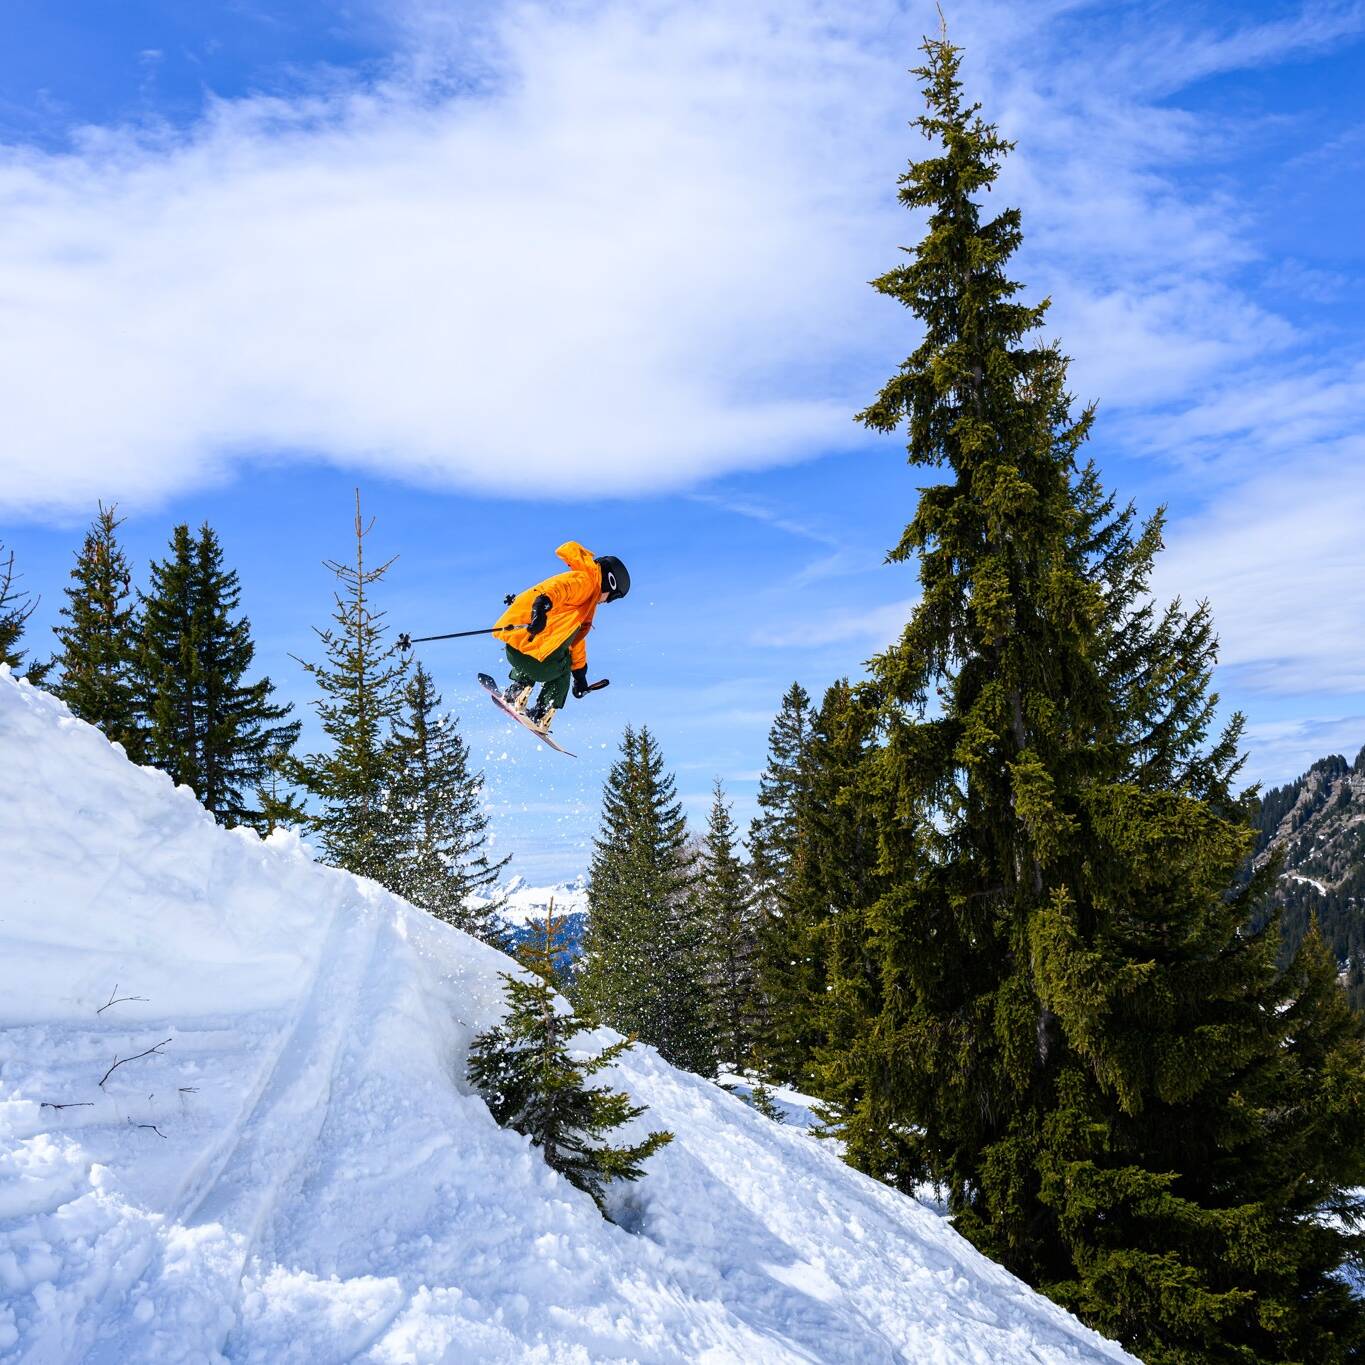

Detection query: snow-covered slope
xmin=0 ymin=670 xmax=1135 ymax=1364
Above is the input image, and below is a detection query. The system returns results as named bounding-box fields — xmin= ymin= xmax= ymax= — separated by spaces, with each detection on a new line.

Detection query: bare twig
xmin=178 ymin=1086 xmax=198 ymax=1094
xmin=41 ymin=1101 xmax=94 ymax=1110
xmin=99 ymin=1038 xmax=172 ymax=1089
xmin=97 ymin=983 xmax=149 ymax=1015
xmin=135 ymin=1123 xmax=167 ymax=1139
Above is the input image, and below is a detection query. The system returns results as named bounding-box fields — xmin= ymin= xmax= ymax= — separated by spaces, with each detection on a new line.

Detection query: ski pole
xmin=397 ymin=624 xmax=530 ymax=650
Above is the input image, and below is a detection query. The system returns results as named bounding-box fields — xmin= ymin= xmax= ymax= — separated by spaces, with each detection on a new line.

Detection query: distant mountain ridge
xmin=1254 ymin=744 xmax=1365 ymax=1006
xmin=481 ymin=875 xmax=590 ymax=979
xmin=490 ymin=873 xmax=589 ymax=926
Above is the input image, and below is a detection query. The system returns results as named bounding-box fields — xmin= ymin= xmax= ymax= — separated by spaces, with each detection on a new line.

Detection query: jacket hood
xmin=555 ymin=541 xmax=601 ymax=583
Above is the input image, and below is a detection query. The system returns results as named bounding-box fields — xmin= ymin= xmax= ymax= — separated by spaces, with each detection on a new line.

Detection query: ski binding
xmin=477 ymin=674 xmax=576 ymax=757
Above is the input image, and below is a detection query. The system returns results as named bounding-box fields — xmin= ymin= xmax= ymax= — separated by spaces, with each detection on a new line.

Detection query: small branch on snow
xmin=97 ymin=983 xmax=149 ymax=1015
xmin=178 ymin=1086 xmax=198 ymax=1094
xmin=41 ymin=1101 xmax=94 ymax=1110
xmin=134 ymin=1123 xmax=167 ymax=1139
xmin=99 ymin=1038 xmax=172 ymax=1089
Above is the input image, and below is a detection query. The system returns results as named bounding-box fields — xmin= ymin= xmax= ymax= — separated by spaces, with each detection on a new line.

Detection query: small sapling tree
xmin=468 ymin=916 xmax=671 ymax=1217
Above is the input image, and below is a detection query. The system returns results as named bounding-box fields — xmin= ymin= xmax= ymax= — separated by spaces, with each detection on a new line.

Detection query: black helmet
xmin=596 ymin=555 xmax=630 ymax=601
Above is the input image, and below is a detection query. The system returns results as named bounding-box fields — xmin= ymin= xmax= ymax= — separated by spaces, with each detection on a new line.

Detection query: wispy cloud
xmin=1243 ymin=713 xmax=1365 ymax=788
xmin=765 ymin=596 xmax=917 ymax=650
xmin=686 ymin=493 xmax=842 ymax=549
xmin=1099 ymin=1 xmax=1365 ymax=95
xmin=689 ymin=489 xmax=881 ymax=585
xmin=1152 ymin=442 xmax=1365 ymax=697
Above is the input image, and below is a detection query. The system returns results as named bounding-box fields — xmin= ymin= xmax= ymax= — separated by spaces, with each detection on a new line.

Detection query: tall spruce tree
xmin=192 ymin=526 xmax=300 ymax=828
xmin=0 ymin=539 xmax=48 ymax=683
xmin=694 ymin=780 xmax=759 ymax=1069
xmin=388 ymin=661 xmax=508 ymax=938
xmin=775 ymin=680 xmax=886 ymax=1097
xmin=138 ymin=525 xmax=203 ymax=791
xmin=52 ymin=506 xmax=141 ymax=752
xmin=823 ymin=34 xmax=1365 ymax=1363
xmin=748 ymin=682 xmax=812 ymax=903
xmin=138 ymin=523 xmax=299 ymax=829
xmin=576 ymin=726 xmax=713 ymax=1075
xmin=748 ymin=683 xmax=814 ymax=1078
xmin=292 ymin=493 xmax=407 ymax=880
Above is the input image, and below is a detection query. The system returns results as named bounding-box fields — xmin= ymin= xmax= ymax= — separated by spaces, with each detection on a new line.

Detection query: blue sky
xmin=2 ymin=1 xmax=1363 ymax=881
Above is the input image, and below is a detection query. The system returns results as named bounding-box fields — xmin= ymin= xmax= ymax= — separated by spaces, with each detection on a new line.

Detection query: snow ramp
xmin=0 ymin=670 xmax=1135 ymax=1364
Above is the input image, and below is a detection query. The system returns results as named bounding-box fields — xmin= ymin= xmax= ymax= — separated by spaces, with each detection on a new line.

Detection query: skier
xmin=492 ymin=541 xmax=630 ymax=731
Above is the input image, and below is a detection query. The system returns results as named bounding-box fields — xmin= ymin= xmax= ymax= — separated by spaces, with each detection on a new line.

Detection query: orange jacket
xmin=494 ymin=541 xmax=602 ymax=671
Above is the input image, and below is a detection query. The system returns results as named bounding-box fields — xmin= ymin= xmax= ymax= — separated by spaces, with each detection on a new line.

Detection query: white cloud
xmin=0 ymin=1 xmax=914 ymax=518
xmin=0 ymin=0 xmax=1360 ymax=525
xmin=1153 ymin=443 xmax=1365 ymax=696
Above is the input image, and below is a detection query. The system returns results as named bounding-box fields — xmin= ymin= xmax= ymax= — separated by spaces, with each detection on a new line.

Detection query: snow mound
xmin=0 ymin=670 xmax=1134 ymax=1364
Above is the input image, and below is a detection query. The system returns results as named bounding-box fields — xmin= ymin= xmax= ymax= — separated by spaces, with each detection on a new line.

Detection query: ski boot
xmin=526 ymin=701 xmax=556 ymax=734
xmin=503 ymin=682 xmax=533 ymax=712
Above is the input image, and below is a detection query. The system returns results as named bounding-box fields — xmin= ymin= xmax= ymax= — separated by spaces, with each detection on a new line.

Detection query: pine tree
xmin=137 ymin=523 xmax=299 ymax=828
xmin=388 ymin=661 xmax=509 ymax=938
xmin=830 ymin=33 xmax=1365 ymax=1362
xmin=291 ymin=493 xmax=408 ymax=880
xmin=0 ymin=540 xmax=49 ymax=683
xmin=694 ymin=780 xmax=759 ymax=1069
xmin=747 ymin=682 xmax=814 ymax=1078
xmin=745 ymin=1080 xmax=785 ymax=1123
xmin=576 ymin=726 xmax=713 ymax=1075
xmin=258 ymin=749 xmax=308 ymax=836
xmin=748 ymin=682 xmax=812 ymax=906
xmin=516 ymin=897 xmax=574 ymax=989
xmin=137 ymin=524 xmax=203 ymax=791
xmin=779 ymin=680 xmax=886 ymax=1099
xmin=52 ymin=506 xmax=142 ymax=744
xmin=193 ymin=526 xmax=300 ymax=829
xmin=467 ymin=967 xmax=672 ymax=1217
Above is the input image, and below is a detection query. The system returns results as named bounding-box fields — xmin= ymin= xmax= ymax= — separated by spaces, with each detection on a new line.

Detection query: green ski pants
xmin=506 ymin=641 xmax=573 ymax=712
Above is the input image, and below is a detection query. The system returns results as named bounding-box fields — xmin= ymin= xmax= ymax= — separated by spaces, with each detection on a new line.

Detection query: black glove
xmin=526 ymin=594 xmax=552 ymax=639
xmin=573 ymin=670 xmax=610 ymax=699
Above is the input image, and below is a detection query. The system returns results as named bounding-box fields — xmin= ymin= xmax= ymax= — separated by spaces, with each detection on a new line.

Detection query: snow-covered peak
xmin=485 ymin=874 xmax=589 ymax=926
xmin=0 ymin=669 xmax=1134 ymax=1363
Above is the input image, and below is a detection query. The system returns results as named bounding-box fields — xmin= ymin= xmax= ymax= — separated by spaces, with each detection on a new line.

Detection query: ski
xmin=477 ymin=673 xmax=576 ymax=757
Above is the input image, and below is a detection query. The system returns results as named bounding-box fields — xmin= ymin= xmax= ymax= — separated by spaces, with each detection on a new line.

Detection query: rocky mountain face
xmin=1254 ymin=744 xmax=1365 ymax=1007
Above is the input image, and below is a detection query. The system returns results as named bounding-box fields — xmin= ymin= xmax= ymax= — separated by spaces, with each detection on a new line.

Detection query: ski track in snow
xmin=0 ymin=669 xmax=1135 ymax=1364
